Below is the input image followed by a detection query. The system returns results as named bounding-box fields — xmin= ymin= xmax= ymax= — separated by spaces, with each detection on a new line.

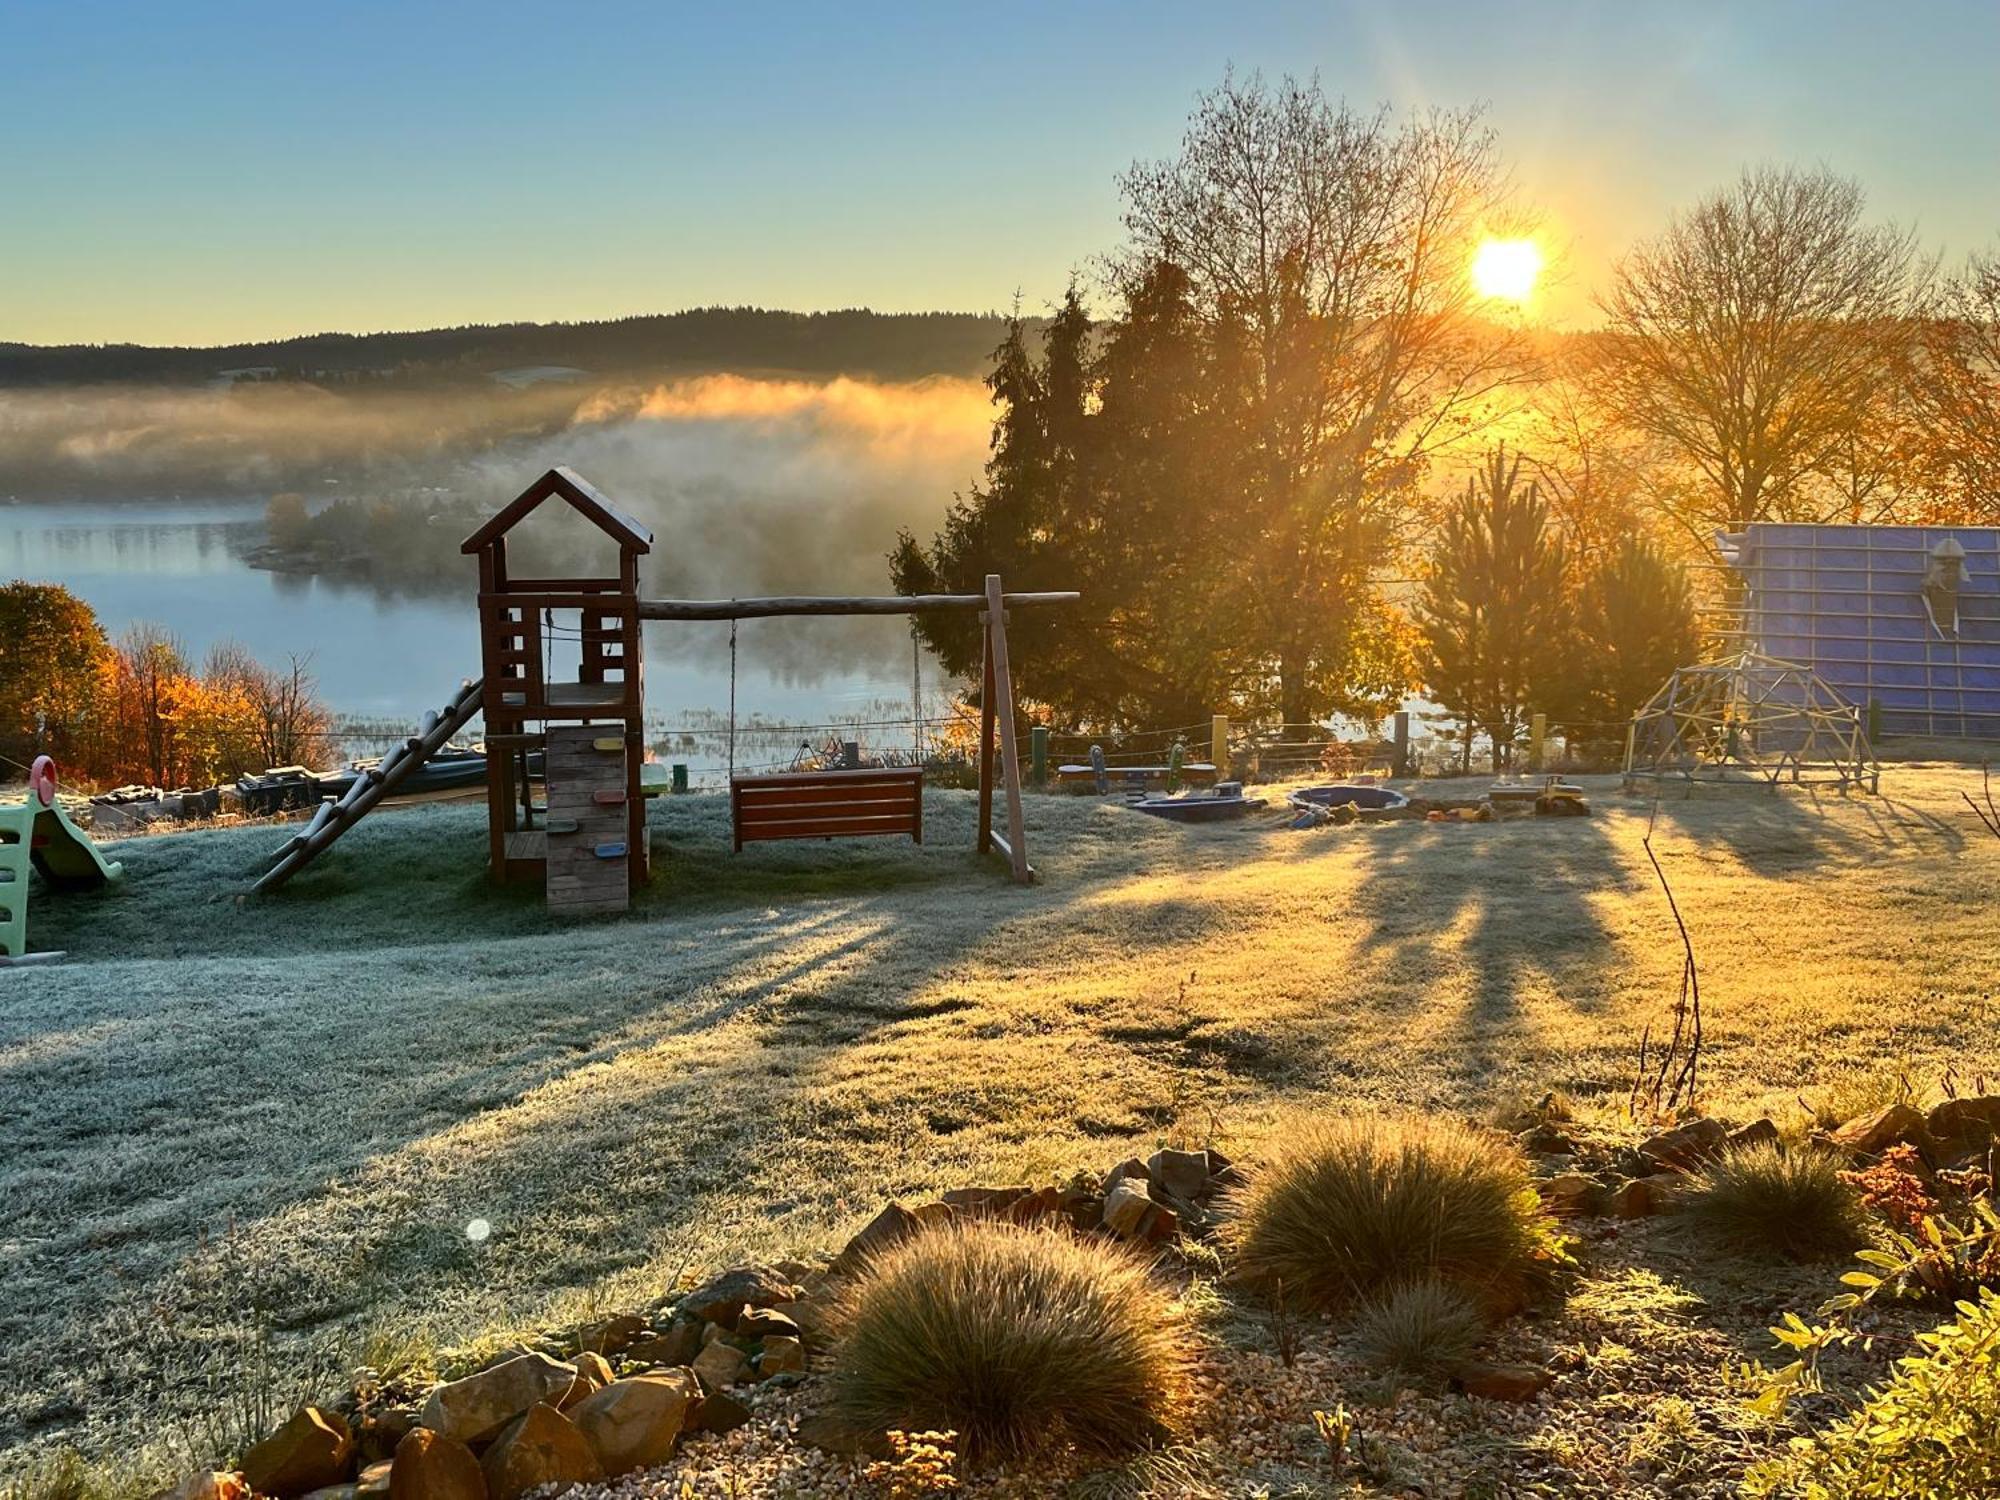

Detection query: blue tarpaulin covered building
xmin=1721 ymin=524 xmax=2000 ymax=739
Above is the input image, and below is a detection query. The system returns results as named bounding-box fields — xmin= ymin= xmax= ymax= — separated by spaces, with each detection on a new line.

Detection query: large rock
xmin=576 ymin=1315 xmax=647 ymax=1356
xmin=757 ymin=1335 xmax=806 ymax=1376
xmin=388 ymin=1428 xmax=484 ymax=1500
xmin=938 ymin=1185 xmax=1032 ymax=1216
xmin=1830 ymin=1102 xmax=1927 ymax=1158
xmin=826 ymin=1202 xmax=951 ymax=1280
xmin=420 ymin=1352 xmax=579 ymax=1444
xmin=623 ymin=1320 xmax=703 ymax=1368
xmin=569 ymin=1371 xmax=699 ymax=1476
xmin=690 ymin=1341 xmax=750 ymax=1391
xmin=1536 ymin=1173 xmax=1603 ymax=1218
xmin=1453 ymin=1361 xmax=1553 ymax=1402
xmin=1729 ymin=1118 xmax=1781 ymax=1151
xmin=686 ymin=1390 xmax=752 ymax=1435
xmin=353 ymin=1461 xmax=392 ymax=1500
xmin=1927 ymin=1096 xmax=2000 ymax=1157
xmin=356 ymin=1409 xmax=419 ymax=1466
xmin=1101 ymin=1177 xmax=1173 ymax=1239
xmin=560 ymin=1351 xmax=614 ymax=1409
xmin=736 ymin=1307 xmax=801 ymax=1341
xmin=479 ymin=1405 xmax=602 ymax=1500
xmin=1638 ymin=1117 xmax=1727 ymax=1172
xmin=241 ymin=1407 xmax=355 ymax=1498
xmin=1147 ymin=1148 xmax=1211 ymax=1202
xmin=677 ymin=1266 xmax=802 ymax=1327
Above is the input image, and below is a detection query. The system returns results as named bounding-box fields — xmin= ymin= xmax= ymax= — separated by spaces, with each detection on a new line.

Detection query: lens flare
xmin=1471 ymin=238 xmax=1543 ymax=302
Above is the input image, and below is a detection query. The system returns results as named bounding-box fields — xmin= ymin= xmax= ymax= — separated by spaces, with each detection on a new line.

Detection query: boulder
xmin=356 ymin=1409 xmax=419 ymax=1466
xmin=1609 ymin=1175 xmax=1677 ymax=1219
xmin=1830 ymin=1102 xmax=1927 ymax=1158
xmin=677 ymin=1266 xmax=802 ymax=1327
xmin=736 ymin=1307 xmax=801 ymax=1341
xmin=1536 ymin=1173 xmax=1603 ymax=1218
xmin=560 ymin=1351 xmax=614 ymax=1409
xmin=1453 ymin=1361 xmax=1553 ymax=1402
xmin=1927 ymin=1096 xmax=2000 ymax=1156
xmin=1519 ymin=1123 xmax=1578 ymax=1157
xmin=576 ymin=1315 xmax=647 ymax=1356
xmin=624 ymin=1320 xmax=703 ymax=1368
xmin=1637 ymin=1117 xmax=1727 ymax=1172
xmin=1729 ymin=1118 xmax=1781 ymax=1151
xmin=570 ymin=1371 xmax=699 ymax=1477
xmin=1004 ymin=1185 xmax=1065 ymax=1226
xmin=419 ymin=1352 xmax=579 ymax=1444
xmin=241 ymin=1407 xmax=355 ymax=1498
xmin=685 ymin=1390 xmax=753 ymax=1436
xmin=826 ymin=1203 xmax=931 ymax=1279
xmin=353 ymin=1461 xmax=392 ymax=1500
xmin=690 ymin=1341 xmax=750 ymax=1391
xmin=939 ymin=1185 xmax=1032 ymax=1217
xmin=297 ymin=1487 xmax=355 ymax=1500
xmin=388 ymin=1428 xmax=484 ymax=1500
xmin=1147 ymin=1148 xmax=1211 ymax=1202
xmin=1100 ymin=1158 xmax=1151 ymax=1194
xmin=1101 ymin=1177 xmax=1175 ymax=1241
xmin=757 ymin=1335 xmax=806 ymax=1376
xmin=480 ymin=1404 xmax=601 ymax=1500
xmin=772 ymin=1294 xmax=836 ymax=1348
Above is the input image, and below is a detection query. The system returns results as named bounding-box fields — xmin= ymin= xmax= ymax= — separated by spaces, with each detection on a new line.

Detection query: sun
xmin=1471 ymin=237 xmax=1543 ymax=302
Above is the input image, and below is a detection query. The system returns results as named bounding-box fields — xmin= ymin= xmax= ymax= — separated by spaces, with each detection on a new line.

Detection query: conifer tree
xmin=1417 ymin=451 xmax=1570 ymax=768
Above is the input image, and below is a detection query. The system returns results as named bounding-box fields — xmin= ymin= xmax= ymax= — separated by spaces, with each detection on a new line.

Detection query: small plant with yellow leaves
xmin=864 ymin=1430 xmax=960 ymax=1497
xmin=1312 ymin=1406 xmax=1354 ymax=1475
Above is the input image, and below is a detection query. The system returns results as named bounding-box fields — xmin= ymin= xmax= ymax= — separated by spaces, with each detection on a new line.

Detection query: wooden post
xmin=1529 ymin=712 xmax=1546 ymax=772
xmin=984 ymin=574 xmax=1031 ymax=883
xmin=976 ymin=626 xmax=996 ymax=855
xmin=1392 ymin=711 xmax=1410 ymax=777
xmin=1030 ymin=725 xmax=1049 ymax=788
xmin=1211 ymin=715 xmax=1228 ymax=778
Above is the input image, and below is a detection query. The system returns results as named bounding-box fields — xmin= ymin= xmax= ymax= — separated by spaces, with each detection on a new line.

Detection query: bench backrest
xmin=731 ymin=767 xmax=924 ymax=847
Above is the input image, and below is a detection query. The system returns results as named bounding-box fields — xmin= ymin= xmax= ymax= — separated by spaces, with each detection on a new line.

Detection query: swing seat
xmin=730 ymin=767 xmax=924 ymax=851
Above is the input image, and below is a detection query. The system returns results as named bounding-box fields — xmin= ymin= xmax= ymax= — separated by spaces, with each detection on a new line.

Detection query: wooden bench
xmin=730 ymin=767 xmax=924 ymax=851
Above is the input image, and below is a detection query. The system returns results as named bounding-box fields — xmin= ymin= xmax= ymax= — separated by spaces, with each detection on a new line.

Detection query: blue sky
xmin=4 ymin=0 xmax=1997 ymax=345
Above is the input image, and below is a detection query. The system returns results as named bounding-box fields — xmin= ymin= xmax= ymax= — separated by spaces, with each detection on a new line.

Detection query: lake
xmin=0 ymin=499 xmax=947 ymax=778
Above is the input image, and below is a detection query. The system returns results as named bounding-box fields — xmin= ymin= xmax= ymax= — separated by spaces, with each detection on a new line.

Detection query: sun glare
xmin=1471 ymin=238 xmax=1542 ymax=302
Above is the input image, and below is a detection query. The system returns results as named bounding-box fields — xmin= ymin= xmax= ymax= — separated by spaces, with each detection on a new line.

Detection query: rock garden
xmin=119 ymin=1090 xmax=2000 ymax=1500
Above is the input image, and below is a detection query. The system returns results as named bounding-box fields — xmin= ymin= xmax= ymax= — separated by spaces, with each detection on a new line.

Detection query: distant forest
xmin=0 ymin=307 xmax=1016 ymax=387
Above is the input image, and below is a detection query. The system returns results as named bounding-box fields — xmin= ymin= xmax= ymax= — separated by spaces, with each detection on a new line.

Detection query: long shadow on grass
xmin=0 ymin=790 xmax=1234 ymax=1453
xmin=1643 ymin=779 xmax=1963 ymax=875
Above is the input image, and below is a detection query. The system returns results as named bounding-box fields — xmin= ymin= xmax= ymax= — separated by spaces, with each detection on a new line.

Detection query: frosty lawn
xmin=4 ymin=768 xmax=1996 ymax=1460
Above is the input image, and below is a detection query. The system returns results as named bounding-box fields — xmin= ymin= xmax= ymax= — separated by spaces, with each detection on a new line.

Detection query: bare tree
xmin=207 ymin=644 xmax=332 ymax=770
xmin=1910 ymin=246 xmax=2000 ymax=519
xmin=1597 ymin=167 xmax=1931 ymax=551
xmin=1117 ymin=72 xmax=1533 ymax=728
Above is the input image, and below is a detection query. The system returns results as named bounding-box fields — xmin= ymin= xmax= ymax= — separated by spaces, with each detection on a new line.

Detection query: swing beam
xmin=637 ymin=591 xmax=1077 ymax=621
xmin=652 ymin=578 xmax=1075 ymax=885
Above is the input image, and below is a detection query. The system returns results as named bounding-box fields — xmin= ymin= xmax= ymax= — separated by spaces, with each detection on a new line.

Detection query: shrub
xmin=1679 ymin=1142 xmax=1868 ymax=1261
xmin=1345 ymin=1279 xmax=1486 ymax=1386
xmin=1743 ymin=1287 xmax=2000 ymax=1499
xmin=1222 ymin=1114 xmax=1556 ymax=1312
xmin=825 ymin=1221 xmax=1187 ymax=1462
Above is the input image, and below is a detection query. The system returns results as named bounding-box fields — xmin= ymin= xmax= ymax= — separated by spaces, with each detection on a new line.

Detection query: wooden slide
xmin=252 ymin=677 xmax=485 ymax=895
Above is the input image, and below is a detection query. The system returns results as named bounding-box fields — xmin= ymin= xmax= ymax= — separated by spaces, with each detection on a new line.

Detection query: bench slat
xmin=731 ymin=767 xmax=923 ymax=851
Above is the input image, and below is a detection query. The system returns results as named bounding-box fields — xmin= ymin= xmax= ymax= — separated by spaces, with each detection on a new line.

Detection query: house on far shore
xmin=1720 ymin=523 xmax=2000 ymax=739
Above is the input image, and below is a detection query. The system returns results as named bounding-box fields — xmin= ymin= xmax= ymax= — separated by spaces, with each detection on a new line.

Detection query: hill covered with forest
xmin=0 ymin=307 xmax=1015 ymax=388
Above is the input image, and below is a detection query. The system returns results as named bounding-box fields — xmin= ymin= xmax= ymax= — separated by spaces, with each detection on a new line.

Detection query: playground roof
xmin=460 ymin=466 xmax=653 ymax=555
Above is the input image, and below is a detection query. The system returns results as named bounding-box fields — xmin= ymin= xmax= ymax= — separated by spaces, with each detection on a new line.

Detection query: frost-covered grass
xmin=3 ymin=766 xmax=1997 ymax=1467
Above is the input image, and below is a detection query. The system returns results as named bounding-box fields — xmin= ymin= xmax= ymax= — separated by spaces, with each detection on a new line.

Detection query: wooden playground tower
xmin=462 ymin=468 xmax=652 ymax=912
xmin=453 ymin=466 xmax=1074 ymax=910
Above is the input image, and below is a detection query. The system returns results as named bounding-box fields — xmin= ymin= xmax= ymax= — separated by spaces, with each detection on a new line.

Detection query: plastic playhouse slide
xmin=1 ymin=756 xmax=123 ymax=961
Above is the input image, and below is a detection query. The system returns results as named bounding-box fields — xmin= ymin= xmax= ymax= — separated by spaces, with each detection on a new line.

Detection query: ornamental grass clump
xmin=1679 ymin=1141 xmax=1869 ymax=1261
xmin=1223 ymin=1114 xmax=1556 ymax=1312
xmin=825 ymin=1220 xmax=1188 ymax=1462
xmin=1346 ymin=1279 xmax=1486 ymax=1386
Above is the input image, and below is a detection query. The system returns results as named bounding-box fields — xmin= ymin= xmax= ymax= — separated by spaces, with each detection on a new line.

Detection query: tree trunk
xmin=1278 ymin=645 xmax=1312 ymax=739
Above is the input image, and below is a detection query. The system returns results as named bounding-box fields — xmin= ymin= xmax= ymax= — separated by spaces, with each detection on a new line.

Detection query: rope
xmin=726 ymin=619 xmax=738 ymax=781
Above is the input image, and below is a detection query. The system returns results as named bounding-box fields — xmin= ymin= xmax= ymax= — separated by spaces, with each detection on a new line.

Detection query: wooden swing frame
xmin=643 ymin=573 xmax=1075 ymax=884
